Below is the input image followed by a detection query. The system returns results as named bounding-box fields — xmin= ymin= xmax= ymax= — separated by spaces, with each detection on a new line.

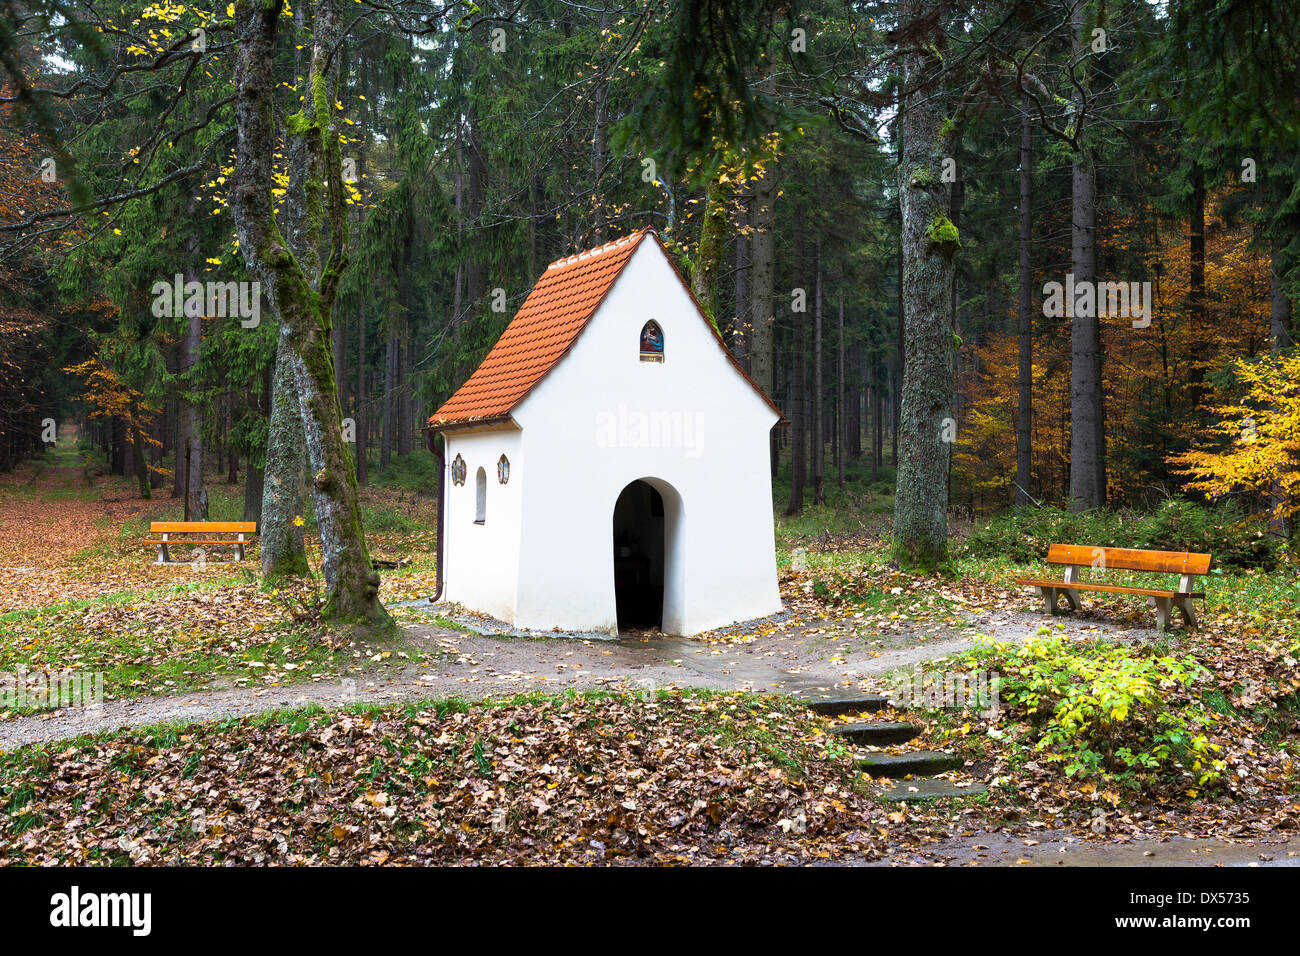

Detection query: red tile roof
xmin=428 ymin=228 xmax=784 ymax=430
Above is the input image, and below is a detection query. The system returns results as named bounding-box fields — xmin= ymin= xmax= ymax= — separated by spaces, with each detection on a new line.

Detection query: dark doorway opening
xmin=613 ymin=480 xmax=665 ymax=631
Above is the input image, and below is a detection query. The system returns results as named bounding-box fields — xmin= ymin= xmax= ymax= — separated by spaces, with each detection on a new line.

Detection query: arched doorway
xmin=612 ymin=480 xmax=667 ymax=631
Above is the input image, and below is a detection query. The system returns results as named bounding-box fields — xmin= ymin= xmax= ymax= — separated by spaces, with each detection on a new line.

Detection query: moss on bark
xmin=231 ymin=0 xmax=389 ymax=630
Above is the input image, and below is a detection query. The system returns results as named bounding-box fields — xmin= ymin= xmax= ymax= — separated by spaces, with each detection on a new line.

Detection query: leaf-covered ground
xmin=0 ymin=692 xmax=904 ymax=866
xmin=5 ymin=684 xmax=1295 ymax=867
xmin=0 ymin=447 xmax=447 ymax=706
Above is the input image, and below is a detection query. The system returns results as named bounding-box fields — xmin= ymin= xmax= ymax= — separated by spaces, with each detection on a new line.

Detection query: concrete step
xmin=857 ymin=751 xmax=964 ymax=778
xmin=830 ymin=721 xmax=919 ymax=747
xmin=801 ymin=694 xmax=891 ymax=717
xmin=875 ymin=778 xmax=988 ymax=802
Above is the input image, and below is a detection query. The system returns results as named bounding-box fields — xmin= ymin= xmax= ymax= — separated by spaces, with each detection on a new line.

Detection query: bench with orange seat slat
xmin=1013 ymin=544 xmax=1211 ymax=631
xmin=144 ymin=521 xmax=258 ymax=564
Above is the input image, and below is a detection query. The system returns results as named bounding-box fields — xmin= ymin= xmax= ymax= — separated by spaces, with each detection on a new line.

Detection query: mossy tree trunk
xmin=232 ymin=0 xmax=387 ymax=626
xmin=260 ymin=333 xmax=308 ymax=579
xmin=892 ymin=0 xmax=958 ymax=570
xmin=259 ymin=3 xmax=315 ymax=583
xmin=691 ymin=171 xmax=728 ymax=323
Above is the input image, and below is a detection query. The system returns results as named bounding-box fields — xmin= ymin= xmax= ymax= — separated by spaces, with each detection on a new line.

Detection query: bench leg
xmin=235 ymin=534 xmax=245 ymax=562
xmin=1149 ymin=596 xmax=1172 ymax=632
xmin=1060 ymin=566 xmax=1082 ymax=612
xmin=1176 ymin=597 xmax=1197 ymax=630
xmin=155 ymin=543 xmax=166 ymax=565
xmin=1039 ymin=585 xmax=1078 ymax=615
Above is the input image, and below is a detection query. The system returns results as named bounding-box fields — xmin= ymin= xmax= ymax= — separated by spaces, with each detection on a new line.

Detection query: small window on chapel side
xmin=639 ymin=321 xmax=664 ymax=363
xmin=475 ymin=468 xmax=486 ymax=524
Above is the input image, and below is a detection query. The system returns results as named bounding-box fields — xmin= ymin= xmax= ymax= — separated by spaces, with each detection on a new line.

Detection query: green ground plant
xmin=960 ymin=634 xmax=1227 ymax=787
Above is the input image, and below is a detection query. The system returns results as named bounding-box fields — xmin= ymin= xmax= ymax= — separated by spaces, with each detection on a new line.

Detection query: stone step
xmin=800 ymin=694 xmax=891 ymax=717
xmin=830 ymin=721 xmax=919 ymax=747
xmin=857 ymin=751 xmax=964 ymax=778
xmin=875 ymin=778 xmax=988 ymax=802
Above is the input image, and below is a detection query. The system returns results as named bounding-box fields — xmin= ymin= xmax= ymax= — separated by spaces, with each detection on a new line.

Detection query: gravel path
xmin=0 ymin=606 xmax=1152 ymax=751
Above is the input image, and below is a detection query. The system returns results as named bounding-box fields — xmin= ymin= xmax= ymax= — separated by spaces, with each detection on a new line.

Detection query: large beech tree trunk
xmin=232 ymin=0 xmax=386 ymax=626
xmin=892 ymin=0 xmax=957 ymax=569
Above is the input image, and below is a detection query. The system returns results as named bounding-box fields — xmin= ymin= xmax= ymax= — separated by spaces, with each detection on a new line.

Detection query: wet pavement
xmin=860 ymin=829 xmax=1300 ymax=867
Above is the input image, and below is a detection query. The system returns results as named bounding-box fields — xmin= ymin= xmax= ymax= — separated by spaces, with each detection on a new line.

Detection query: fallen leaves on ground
xmin=0 ymin=692 xmax=897 ymax=866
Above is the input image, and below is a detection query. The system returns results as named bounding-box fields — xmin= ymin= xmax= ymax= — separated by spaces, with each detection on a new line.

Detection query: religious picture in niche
xmin=451 ymin=454 xmax=467 ymax=486
xmin=639 ymin=320 xmax=664 ymax=363
xmin=497 ymin=454 xmax=510 ymax=484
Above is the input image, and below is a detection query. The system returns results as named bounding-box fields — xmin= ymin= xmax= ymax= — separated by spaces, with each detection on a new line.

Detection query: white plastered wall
xmin=441 ymin=427 xmax=523 ymax=623
xmin=505 ymin=240 xmax=782 ymax=635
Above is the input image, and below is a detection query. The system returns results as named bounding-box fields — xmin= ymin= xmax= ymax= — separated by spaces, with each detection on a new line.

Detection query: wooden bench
xmin=1014 ymin=544 xmax=1211 ymax=631
xmin=145 ymin=522 xmax=258 ymax=564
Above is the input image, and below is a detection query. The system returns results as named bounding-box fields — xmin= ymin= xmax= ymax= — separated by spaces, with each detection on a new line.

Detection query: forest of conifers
xmin=1 ymin=1 xmax=1297 ymax=603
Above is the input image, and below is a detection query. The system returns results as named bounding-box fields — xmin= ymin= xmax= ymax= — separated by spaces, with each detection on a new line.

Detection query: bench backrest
xmin=1046 ymin=544 xmax=1210 ymax=575
xmin=150 ymin=522 xmax=258 ymax=533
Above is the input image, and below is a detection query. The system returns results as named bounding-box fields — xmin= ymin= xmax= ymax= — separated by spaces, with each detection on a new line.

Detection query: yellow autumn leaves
xmin=1170 ymin=352 xmax=1300 ymax=520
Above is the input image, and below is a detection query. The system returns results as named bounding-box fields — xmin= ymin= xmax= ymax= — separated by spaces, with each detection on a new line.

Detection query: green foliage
xmin=359 ymin=501 xmax=425 ymax=536
xmin=616 ymin=0 xmax=801 ymax=181
xmin=370 ymin=452 xmax=439 ymax=494
xmin=964 ymin=635 xmax=1225 ymax=786
xmin=773 ymin=459 xmax=896 ymax=545
xmin=964 ymin=498 xmax=1280 ymax=569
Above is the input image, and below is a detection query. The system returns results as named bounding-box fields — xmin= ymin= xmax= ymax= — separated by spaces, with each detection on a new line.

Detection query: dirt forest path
xmin=0 ymin=436 xmax=107 ymax=566
xmin=0 ymin=433 xmax=173 ymax=612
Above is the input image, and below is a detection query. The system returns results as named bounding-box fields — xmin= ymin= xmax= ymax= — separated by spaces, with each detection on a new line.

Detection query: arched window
xmin=475 ymin=467 xmax=487 ymax=524
xmin=639 ymin=320 xmax=664 ymax=363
